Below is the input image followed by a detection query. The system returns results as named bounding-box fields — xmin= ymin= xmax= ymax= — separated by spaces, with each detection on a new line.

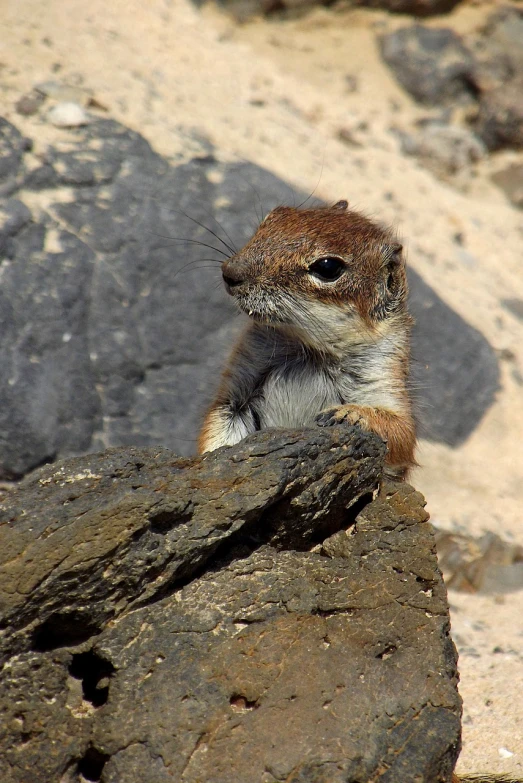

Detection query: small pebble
xmin=345 ymin=74 xmax=358 ymax=93
xmin=15 ymin=92 xmax=45 ymax=116
xmin=47 ymin=102 xmax=89 ymax=128
xmin=337 ymin=127 xmax=362 ymax=148
xmin=498 ymin=747 xmax=514 ymax=759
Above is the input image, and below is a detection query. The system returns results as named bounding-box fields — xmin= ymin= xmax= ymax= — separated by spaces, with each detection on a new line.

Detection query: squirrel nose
xmin=222 ymin=259 xmax=247 ymax=289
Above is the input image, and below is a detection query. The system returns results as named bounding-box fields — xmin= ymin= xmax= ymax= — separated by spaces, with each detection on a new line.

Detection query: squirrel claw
xmin=315 ymin=407 xmax=345 ymax=427
xmin=316 ymin=406 xmax=366 ymax=429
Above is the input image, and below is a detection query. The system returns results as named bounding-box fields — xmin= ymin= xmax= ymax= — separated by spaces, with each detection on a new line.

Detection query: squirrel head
xmin=221 ymin=202 xmax=409 ymax=352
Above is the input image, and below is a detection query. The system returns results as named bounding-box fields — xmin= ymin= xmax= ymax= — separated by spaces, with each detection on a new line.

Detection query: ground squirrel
xmin=198 ymin=200 xmax=416 ymax=477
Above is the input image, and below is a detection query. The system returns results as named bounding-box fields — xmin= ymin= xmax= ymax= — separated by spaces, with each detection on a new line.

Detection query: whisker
xmin=168 ymin=207 xmax=237 ymax=256
xmin=196 ymin=205 xmax=239 ymax=255
xmin=296 ymin=147 xmax=326 ymax=210
xmin=146 ymin=231 xmax=230 ymax=259
xmin=136 ymin=188 xmax=236 ymax=255
xmin=230 ymin=167 xmax=266 ymax=225
xmin=171 ymin=263 xmax=223 ymax=281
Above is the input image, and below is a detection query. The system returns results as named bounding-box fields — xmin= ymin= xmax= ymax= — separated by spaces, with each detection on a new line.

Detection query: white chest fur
xmin=225 ymin=323 xmax=406 ymax=437
xmin=253 ymin=362 xmax=341 ymax=429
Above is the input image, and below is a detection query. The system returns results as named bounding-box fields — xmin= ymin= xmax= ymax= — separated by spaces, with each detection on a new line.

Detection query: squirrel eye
xmin=309 ymin=257 xmax=345 ymax=282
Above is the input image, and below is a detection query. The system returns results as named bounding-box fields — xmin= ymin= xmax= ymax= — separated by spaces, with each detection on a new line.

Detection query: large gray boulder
xmin=0 ymin=425 xmax=461 ymax=783
xmin=0 ymin=117 xmax=498 ymax=477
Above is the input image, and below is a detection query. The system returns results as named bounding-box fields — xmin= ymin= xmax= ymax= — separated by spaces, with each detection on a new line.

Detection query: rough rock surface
xmin=475 ymin=77 xmax=523 ymax=152
xmin=0 ymin=117 xmax=499 ymax=478
xmin=0 ymin=425 xmax=461 ymax=783
xmin=0 ymin=425 xmax=384 ymax=662
xmin=399 ymin=122 xmax=486 ymax=177
xmin=218 ymin=0 xmax=462 ymax=21
xmin=380 ymin=9 xmax=523 ymax=155
xmin=379 ymin=26 xmax=477 ymax=106
xmin=470 ymin=6 xmax=523 ymax=92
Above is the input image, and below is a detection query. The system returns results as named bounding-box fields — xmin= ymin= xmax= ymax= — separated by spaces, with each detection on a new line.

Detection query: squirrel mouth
xmin=242 ymin=305 xmax=269 ymax=323
xmin=228 ymin=286 xmax=293 ymax=326
xmin=245 ymin=309 xmax=291 ymax=326
xmin=235 ymin=297 xmax=289 ymax=325
xmin=231 ymin=292 xmax=263 ymax=321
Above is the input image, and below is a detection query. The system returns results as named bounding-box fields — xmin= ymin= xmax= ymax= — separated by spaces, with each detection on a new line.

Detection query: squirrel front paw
xmin=315 ymin=405 xmax=368 ymax=429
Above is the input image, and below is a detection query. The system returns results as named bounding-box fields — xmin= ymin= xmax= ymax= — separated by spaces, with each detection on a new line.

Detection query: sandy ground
xmin=1 ymin=0 xmax=522 ymax=777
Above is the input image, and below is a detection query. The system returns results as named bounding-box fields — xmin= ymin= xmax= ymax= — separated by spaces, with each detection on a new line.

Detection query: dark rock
xmin=399 ymin=122 xmax=485 ymax=176
xmin=15 ymin=91 xmax=46 ymax=117
xmin=486 ymin=6 xmax=523 ymax=69
xmin=475 ymin=77 xmax=523 ymax=151
xmin=0 ymin=209 xmax=101 ymax=478
xmin=380 ymin=9 xmax=523 ymax=153
xmin=408 ymin=270 xmax=499 ymax=446
xmin=0 ymin=117 xmax=499 ymax=477
xmin=0 ymin=426 xmax=384 ymax=663
xmin=465 ymin=8 xmax=523 ymax=151
xmin=0 ymin=119 xmax=28 ymax=195
xmin=492 ymin=165 xmax=523 ymax=209
xmin=0 ymin=429 xmax=461 ymax=783
xmin=0 ymin=198 xmax=32 ymax=256
xmin=379 ymin=26 xmax=478 ymax=106
xmin=353 ymin=0 xmax=462 ymax=15
xmin=219 ymin=0 xmax=462 ymax=19
xmin=470 ymin=6 xmax=523 ymax=92
xmin=0 ymin=650 xmax=92 ymax=783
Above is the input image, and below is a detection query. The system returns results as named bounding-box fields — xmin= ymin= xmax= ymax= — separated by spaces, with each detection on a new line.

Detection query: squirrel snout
xmin=222 ymin=259 xmax=248 ymax=290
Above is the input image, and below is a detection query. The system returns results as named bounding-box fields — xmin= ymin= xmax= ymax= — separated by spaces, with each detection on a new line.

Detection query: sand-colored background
xmin=1 ymin=0 xmax=522 ymax=776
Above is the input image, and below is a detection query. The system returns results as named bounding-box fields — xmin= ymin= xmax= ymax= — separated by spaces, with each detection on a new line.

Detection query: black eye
xmin=308 ymin=257 xmax=345 ymax=282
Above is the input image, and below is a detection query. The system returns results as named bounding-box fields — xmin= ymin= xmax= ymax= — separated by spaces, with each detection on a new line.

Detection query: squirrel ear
xmin=332 ymin=200 xmax=349 ymax=211
xmin=383 ymin=243 xmax=403 ymax=264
